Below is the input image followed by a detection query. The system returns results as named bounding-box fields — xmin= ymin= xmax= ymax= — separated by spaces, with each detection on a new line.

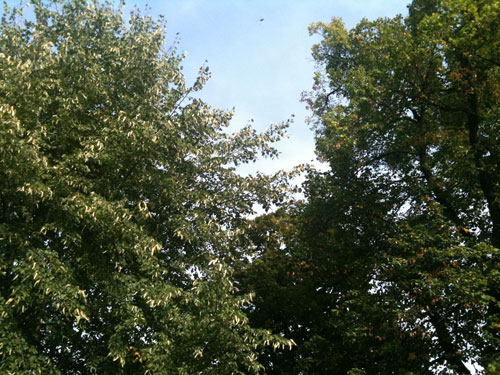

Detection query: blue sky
xmin=121 ymin=0 xmax=410 ymax=175
xmin=7 ymin=0 xmax=410 ymax=175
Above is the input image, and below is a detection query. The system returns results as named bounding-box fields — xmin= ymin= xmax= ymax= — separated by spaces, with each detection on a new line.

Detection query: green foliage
xmin=306 ymin=0 xmax=500 ymax=372
xmin=0 ymin=0 xmax=293 ymax=373
xmin=242 ymin=0 xmax=500 ymax=374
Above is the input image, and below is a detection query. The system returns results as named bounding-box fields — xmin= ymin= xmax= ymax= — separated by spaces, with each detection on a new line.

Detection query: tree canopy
xmin=1 ymin=0 xmax=500 ymax=374
xmin=0 ymin=1 xmax=293 ymax=374
xmin=240 ymin=0 xmax=500 ymax=374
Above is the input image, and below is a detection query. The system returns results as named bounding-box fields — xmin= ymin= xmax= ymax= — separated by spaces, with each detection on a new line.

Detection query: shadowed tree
xmin=240 ymin=0 xmax=500 ymax=374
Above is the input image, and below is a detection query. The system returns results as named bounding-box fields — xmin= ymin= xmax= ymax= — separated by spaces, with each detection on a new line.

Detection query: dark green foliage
xmin=241 ymin=1 xmax=500 ymax=374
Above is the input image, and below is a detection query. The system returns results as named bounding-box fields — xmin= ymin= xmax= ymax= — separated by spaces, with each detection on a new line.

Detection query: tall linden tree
xmin=0 ymin=0 xmax=293 ymax=373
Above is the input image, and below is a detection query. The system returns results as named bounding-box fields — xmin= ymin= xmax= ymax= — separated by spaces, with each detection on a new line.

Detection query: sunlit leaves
xmin=0 ymin=1 xmax=292 ymax=374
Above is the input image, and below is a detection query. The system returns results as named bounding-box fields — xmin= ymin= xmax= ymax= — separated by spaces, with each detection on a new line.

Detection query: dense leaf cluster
xmin=241 ymin=1 xmax=500 ymax=374
xmin=0 ymin=1 xmax=292 ymax=374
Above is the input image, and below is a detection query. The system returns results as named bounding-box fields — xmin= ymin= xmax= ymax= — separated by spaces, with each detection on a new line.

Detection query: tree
xmin=0 ymin=0 xmax=293 ymax=373
xmin=305 ymin=0 xmax=499 ymax=373
xmin=241 ymin=1 xmax=500 ymax=374
xmin=240 ymin=172 xmax=435 ymax=375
